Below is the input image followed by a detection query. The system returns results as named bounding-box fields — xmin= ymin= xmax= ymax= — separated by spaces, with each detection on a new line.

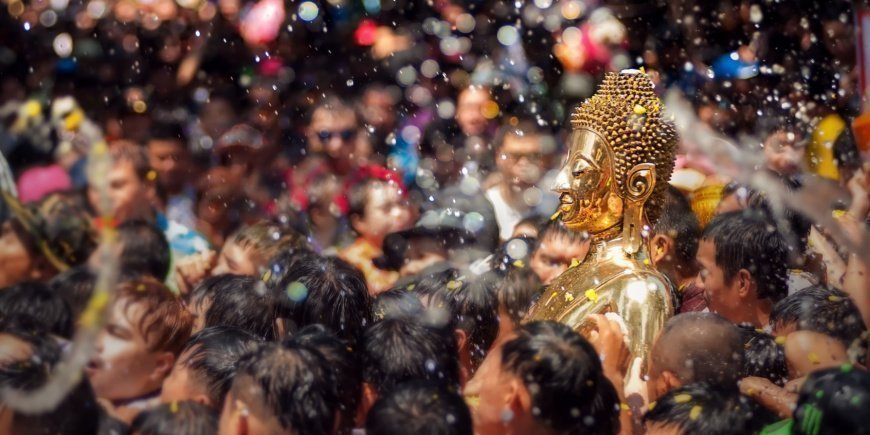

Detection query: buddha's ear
xmin=622 ymin=163 xmax=656 ymax=255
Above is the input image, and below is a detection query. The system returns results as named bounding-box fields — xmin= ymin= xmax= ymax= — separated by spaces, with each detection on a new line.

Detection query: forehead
xmin=568 ymin=129 xmax=610 ymax=163
xmin=502 ymin=133 xmax=541 ymax=152
xmin=458 ymin=88 xmax=490 ymax=105
xmin=539 ymin=233 xmax=586 ymax=256
xmin=310 ymin=106 xmax=357 ymax=127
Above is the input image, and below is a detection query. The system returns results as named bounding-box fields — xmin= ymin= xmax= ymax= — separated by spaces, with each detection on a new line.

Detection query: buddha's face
xmin=553 ymin=129 xmax=623 ymax=234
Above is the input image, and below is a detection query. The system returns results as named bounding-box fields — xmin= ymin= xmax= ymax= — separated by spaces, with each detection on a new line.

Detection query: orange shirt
xmin=339 ymin=237 xmax=399 ymax=295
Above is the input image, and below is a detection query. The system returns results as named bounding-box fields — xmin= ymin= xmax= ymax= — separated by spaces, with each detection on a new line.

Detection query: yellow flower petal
xmin=170 ymin=401 xmax=179 ymax=414
xmin=674 ymin=393 xmax=692 ymax=404
xmin=512 ymin=259 xmax=525 ymax=268
xmin=808 ymin=352 xmax=820 ymax=365
xmin=775 ymin=336 xmax=787 ymax=345
xmin=689 ymin=405 xmax=702 ymax=420
xmin=633 ymin=104 xmax=647 ymax=115
xmin=584 ymin=289 xmax=599 ymax=302
xmin=564 ymin=292 xmax=574 ymax=302
xmin=447 ymin=280 xmax=462 ymax=291
xmin=570 ymin=258 xmax=580 ymax=269
xmin=550 ymin=210 xmax=561 ymax=221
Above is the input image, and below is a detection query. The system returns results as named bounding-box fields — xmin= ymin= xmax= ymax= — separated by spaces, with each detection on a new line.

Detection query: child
xmin=529 ymin=220 xmax=591 ymax=285
xmin=86 ymin=278 xmax=193 ymax=423
xmin=340 ymin=166 xmax=415 ymax=294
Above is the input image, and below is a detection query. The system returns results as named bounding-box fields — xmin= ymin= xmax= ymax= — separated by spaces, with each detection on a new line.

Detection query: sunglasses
xmin=317 ymin=129 xmax=357 ymax=142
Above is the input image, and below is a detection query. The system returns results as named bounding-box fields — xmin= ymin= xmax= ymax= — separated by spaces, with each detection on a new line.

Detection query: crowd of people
xmin=1 ymin=0 xmax=869 ymax=433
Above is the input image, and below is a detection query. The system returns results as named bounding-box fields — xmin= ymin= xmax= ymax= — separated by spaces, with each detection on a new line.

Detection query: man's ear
xmin=661 ymin=370 xmax=682 ymax=393
xmin=736 ymin=268 xmax=753 ymax=298
xmin=357 ymin=383 xmax=378 ymax=427
xmin=650 ymin=234 xmax=672 ymax=265
xmin=28 ymin=256 xmax=56 ymax=281
xmin=192 ymin=393 xmax=213 ymax=407
xmin=455 ymin=329 xmax=468 ymax=354
xmin=349 ymin=214 xmax=363 ymax=236
xmin=506 ymin=377 xmax=531 ymax=428
xmin=151 ymin=352 xmax=176 ymax=382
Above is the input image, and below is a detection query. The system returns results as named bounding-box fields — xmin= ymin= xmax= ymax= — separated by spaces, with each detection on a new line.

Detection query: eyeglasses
xmin=317 ymin=129 xmax=357 ymax=142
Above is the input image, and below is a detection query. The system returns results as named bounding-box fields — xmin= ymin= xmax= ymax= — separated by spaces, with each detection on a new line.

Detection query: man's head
xmin=347 ymin=169 xmax=414 ymax=247
xmin=651 ymin=186 xmax=700 ymax=280
xmin=647 ymin=313 xmax=744 ymax=402
xmin=696 ymin=211 xmax=788 ymax=325
xmin=131 ymin=401 xmax=217 ymax=435
xmin=790 ymin=365 xmax=870 ymax=435
xmin=87 ymin=278 xmax=193 ymax=402
xmin=160 ymin=326 xmax=260 ymax=409
xmin=494 ymin=120 xmax=548 ymax=189
xmin=93 ymin=220 xmax=170 ymax=281
xmin=188 ymin=274 xmax=277 ymax=340
xmin=473 ymin=321 xmax=619 ymax=435
xmin=49 ymin=266 xmax=97 ymax=321
xmin=213 ymin=221 xmax=307 ymax=277
xmin=455 ymin=86 xmax=492 ymax=137
xmin=88 ymin=141 xmax=156 ymax=223
xmin=366 ymin=381 xmax=473 ymax=435
xmin=530 ymin=220 xmax=591 ymax=284
xmin=770 ymin=285 xmax=867 ymax=356
xmin=305 ymin=95 xmax=360 ymax=175
xmin=146 ymin=122 xmax=190 ymax=195
xmin=737 ymin=326 xmax=789 ymax=386
xmin=0 ymin=281 xmax=73 ymax=338
xmin=643 ymin=383 xmax=774 ymax=435
xmin=758 ymin=116 xmax=807 ymax=176
xmin=218 ymin=342 xmax=339 ymax=435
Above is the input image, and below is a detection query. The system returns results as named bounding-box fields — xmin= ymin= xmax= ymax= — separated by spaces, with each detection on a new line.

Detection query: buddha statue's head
xmin=554 ymin=70 xmax=677 ymax=252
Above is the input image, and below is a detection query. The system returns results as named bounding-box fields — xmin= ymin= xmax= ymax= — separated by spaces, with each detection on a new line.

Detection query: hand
xmin=175 ymin=250 xmax=217 ymax=296
xmin=586 ymin=314 xmax=631 ymax=384
xmin=847 ymin=169 xmax=869 ymax=221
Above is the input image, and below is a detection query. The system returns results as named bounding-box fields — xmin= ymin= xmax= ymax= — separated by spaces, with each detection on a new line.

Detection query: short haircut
xmin=501 ymin=321 xmax=620 ymax=435
xmin=793 ymin=366 xmax=870 ymax=435
xmin=148 ymin=121 xmax=188 ymax=145
xmin=373 ymin=287 xmax=425 ymax=322
xmin=190 ymin=274 xmax=277 ymax=341
xmin=115 ymin=278 xmax=192 ymax=355
xmin=228 ymin=220 xmax=307 ymax=269
xmin=287 ymin=324 xmax=361 ymax=434
xmin=497 ymin=266 xmax=543 ymax=325
xmin=737 ymin=325 xmax=789 ymax=386
xmin=770 ymin=285 xmax=867 ymax=351
xmin=362 ymin=317 xmax=461 ymax=396
xmin=231 ymin=342 xmax=339 ymax=435
xmin=366 ymin=381 xmax=473 ymax=435
xmin=643 ymin=383 xmax=775 ymax=435
xmin=179 ymin=326 xmax=261 ymax=409
xmin=490 ymin=236 xmax=538 ymax=276
xmin=0 ymin=281 xmax=73 ymax=338
xmin=536 ymin=219 xmax=588 ymax=249
xmin=653 ymin=185 xmax=701 ymax=267
xmin=306 ymin=94 xmax=358 ymax=126
xmin=49 ymin=266 xmax=97 ymax=321
xmin=493 ymin=118 xmax=544 ymax=150
xmin=347 ymin=177 xmax=382 ymax=223
xmin=109 ymin=140 xmax=152 ymax=181
xmin=268 ymin=255 xmax=372 ymax=345
xmin=117 ymin=220 xmax=171 ymax=281
xmin=654 ymin=313 xmax=745 ymax=387
xmin=701 ymin=210 xmax=788 ymax=302
xmin=412 ymin=268 xmax=500 ymax=369
xmin=130 ymin=401 xmax=217 ymax=435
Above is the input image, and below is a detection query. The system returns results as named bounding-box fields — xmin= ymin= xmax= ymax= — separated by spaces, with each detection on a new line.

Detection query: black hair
xmin=117 ymin=220 xmax=171 ymax=281
xmin=361 ymin=317 xmax=461 ymax=396
xmin=366 ymin=381 xmax=473 ymax=435
xmin=490 ymin=236 xmax=538 ymax=276
xmin=653 ymin=186 xmax=701 ymax=269
xmin=536 ymin=219 xmax=588 ymax=249
xmin=190 ymin=274 xmax=277 ymax=341
xmin=770 ymin=285 xmax=867 ymax=353
xmin=412 ymin=268 xmax=499 ymax=370
xmin=497 ymin=266 xmax=543 ymax=326
xmin=0 ymin=281 xmax=73 ymax=338
xmin=501 ymin=321 xmax=620 ymax=435
xmin=0 ymin=320 xmax=100 ymax=435
xmin=231 ymin=342 xmax=339 ymax=435
xmin=179 ymin=326 xmax=261 ymax=409
xmin=268 ymin=255 xmax=372 ymax=346
xmin=148 ymin=121 xmax=188 ymax=145
xmin=130 ymin=401 xmax=216 ymax=435
xmin=373 ymin=287 xmax=425 ymax=322
xmin=287 ymin=324 xmax=361 ymax=435
xmin=643 ymin=383 xmax=776 ymax=435
xmin=49 ymin=266 xmax=97 ymax=321
xmin=737 ymin=325 xmax=789 ymax=386
xmin=793 ymin=366 xmax=870 ymax=435
xmin=493 ymin=118 xmax=546 ymax=150
xmin=701 ymin=210 xmax=788 ymax=302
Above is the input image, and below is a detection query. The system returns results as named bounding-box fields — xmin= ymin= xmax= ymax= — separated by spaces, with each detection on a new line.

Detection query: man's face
xmin=763 ymin=130 xmax=805 ymax=175
xmin=361 ymin=90 xmax=396 ymax=131
xmin=695 ymin=239 xmax=742 ymax=323
xmin=86 ymin=299 xmax=167 ymax=401
xmin=0 ymin=219 xmax=38 ymax=288
xmin=89 ymin=161 xmax=153 ymax=223
xmin=307 ymin=107 xmax=359 ymax=174
xmin=147 ymin=139 xmax=189 ymax=193
xmin=530 ymin=233 xmax=591 ymax=284
xmin=353 ymin=182 xmax=414 ymax=246
xmin=213 ymin=241 xmax=259 ymax=277
xmin=399 ymin=238 xmax=448 ymax=277
xmin=455 ymin=88 xmax=491 ymax=137
xmin=160 ymin=347 xmax=207 ymax=405
xmin=497 ymin=134 xmax=544 ymax=188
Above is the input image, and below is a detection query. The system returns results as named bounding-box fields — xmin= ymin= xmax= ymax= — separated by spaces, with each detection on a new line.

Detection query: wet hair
xmin=643 ymin=383 xmax=776 ymax=435
xmin=147 ymin=121 xmax=188 ymax=145
xmin=178 ymin=326 xmax=261 ymax=409
xmin=268 ymin=255 xmax=372 ymax=345
xmin=770 ymin=285 xmax=867 ymax=352
xmin=655 ymin=313 xmax=745 ymax=387
xmin=653 ymin=186 xmax=701 ymax=268
xmin=190 ymin=274 xmax=277 ymax=341
xmin=702 ymin=210 xmax=788 ymax=302
xmin=513 ymin=214 xmax=548 ymax=236
xmin=130 ymin=401 xmax=216 ymax=435
xmin=116 ymin=278 xmax=192 ymax=355
xmin=0 ymin=322 xmax=100 ymax=435
xmin=361 ymin=317 xmax=461 ymax=396
xmin=412 ymin=268 xmax=499 ymax=369
xmin=737 ymin=325 xmax=789 ymax=386
xmin=793 ymin=366 xmax=870 ymax=435
xmin=117 ymin=220 xmax=171 ymax=281
xmin=109 ymin=140 xmax=152 ymax=182
xmin=0 ymin=281 xmax=73 ymax=338
xmin=373 ymin=287 xmax=425 ymax=322
xmin=49 ymin=266 xmax=97 ymax=321
xmin=497 ymin=266 xmax=543 ymax=326
xmin=287 ymin=324 xmax=361 ymax=435
xmin=366 ymin=381 xmax=473 ymax=435
xmin=501 ymin=321 xmax=620 ymax=435
xmin=231 ymin=342 xmax=339 ymax=435
xmin=536 ymin=219 xmax=588 ymax=249
xmin=490 ymin=236 xmax=538 ymax=276
xmin=228 ymin=220 xmax=307 ymax=270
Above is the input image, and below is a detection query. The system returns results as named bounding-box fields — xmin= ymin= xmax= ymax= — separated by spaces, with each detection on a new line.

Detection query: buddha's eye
xmin=572 ymin=167 xmax=586 ymax=177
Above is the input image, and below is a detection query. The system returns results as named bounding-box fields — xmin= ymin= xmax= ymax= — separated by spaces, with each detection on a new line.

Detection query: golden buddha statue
xmin=525 ymin=70 xmax=678 ymax=384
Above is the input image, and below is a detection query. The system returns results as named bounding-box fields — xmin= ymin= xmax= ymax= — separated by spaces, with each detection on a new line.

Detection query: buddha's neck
xmin=587 ymin=233 xmax=651 ymax=264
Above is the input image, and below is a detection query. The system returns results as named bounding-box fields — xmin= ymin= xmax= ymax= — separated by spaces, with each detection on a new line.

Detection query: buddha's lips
xmin=559 ymin=193 xmax=575 ymax=212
